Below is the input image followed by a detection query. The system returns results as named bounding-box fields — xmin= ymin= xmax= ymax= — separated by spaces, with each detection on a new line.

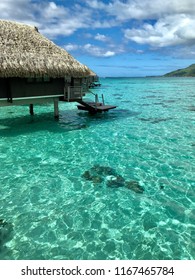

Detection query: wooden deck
xmin=77 ymin=100 xmax=117 ymax=113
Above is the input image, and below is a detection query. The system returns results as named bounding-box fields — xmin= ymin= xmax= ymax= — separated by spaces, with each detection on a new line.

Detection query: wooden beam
xmin=0 ymin=95 xmax=64 ymax=106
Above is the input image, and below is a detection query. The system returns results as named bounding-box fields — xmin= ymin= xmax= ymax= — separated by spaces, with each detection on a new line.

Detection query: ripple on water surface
xmin=0 ymin=78 xmax=194 ymax=259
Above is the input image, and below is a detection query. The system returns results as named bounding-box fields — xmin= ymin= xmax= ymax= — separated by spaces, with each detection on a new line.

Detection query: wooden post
xmin=54 ymin=99 xmax=59 ymax=119
xmin=102 ymin=94 xmax=105 ymax=105
xmin=29 ymin=104 xmax=34 ymax=115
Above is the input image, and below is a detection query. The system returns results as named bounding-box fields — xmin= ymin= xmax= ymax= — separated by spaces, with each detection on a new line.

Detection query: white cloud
xmin=0 ymin=0 xmax=92 ymax=38
xmin=64 ymin=43 xmax=79 ymax=51
xmin=64 ymin=43 xmax=116 ymax=57
xmin=83 ymin=44 xmax=116 ymax=57
xmin=41 ymin=18 xmax=87 ymax=37
xmin=85 ymin=0 xmax=106 ymax=10
xmin=0 ymin=0 xmax=38 ymax=25
xmin=103 ymin=51 xmax=116 ymax=57
xmin=37 ymin=2 xmax=91 ymax=37
xmin=124 ymin=14 xmax=195 ymax=47
xmin=1 ymin=0 xmax=195 ymax=54
xmin=86 ymin=0 xmax=195 ymax=49
xmin=43 ymin=2 xmax=68 ymax=19
xmin=86 ymin=0 xmax=195 ymax=20
xmin=95 ymin=33 xmax=109 ymax=42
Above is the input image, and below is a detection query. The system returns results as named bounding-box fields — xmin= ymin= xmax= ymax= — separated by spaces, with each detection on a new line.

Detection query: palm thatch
xmin=0 ymin=20 xmax=92 ymax=78
xmin=88 ymin=69 xmax=97 ymax=77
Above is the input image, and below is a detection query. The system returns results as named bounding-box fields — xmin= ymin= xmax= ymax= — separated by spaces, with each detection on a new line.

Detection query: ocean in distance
xmin=0 ymin=77 xmax=194 ymax=260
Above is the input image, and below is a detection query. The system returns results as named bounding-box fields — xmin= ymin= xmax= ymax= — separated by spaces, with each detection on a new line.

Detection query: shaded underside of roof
xmin=0 ymin=20 xmax=92 ymax=78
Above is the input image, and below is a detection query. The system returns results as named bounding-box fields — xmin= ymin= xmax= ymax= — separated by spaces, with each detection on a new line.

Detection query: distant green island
xmin=163 ymin=64 xmax=195 ymax=77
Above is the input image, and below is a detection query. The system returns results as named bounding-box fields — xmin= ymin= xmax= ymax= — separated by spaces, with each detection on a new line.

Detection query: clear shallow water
xmin=0 ymin=77 xmax=194 ymax=260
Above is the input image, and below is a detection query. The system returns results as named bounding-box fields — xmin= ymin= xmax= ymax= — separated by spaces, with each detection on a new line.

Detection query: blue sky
xmin=1 ymin=0 xmax=195 ymax=77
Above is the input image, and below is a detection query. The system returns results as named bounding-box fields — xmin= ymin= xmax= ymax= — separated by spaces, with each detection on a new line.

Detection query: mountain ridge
xmin=163 ymin=64 xmax=195 ymax=77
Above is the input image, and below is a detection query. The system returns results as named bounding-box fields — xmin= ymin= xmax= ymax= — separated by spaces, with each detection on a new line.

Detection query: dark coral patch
xmin=139 ymin=117 xmax=172 ymax=124
xmin=106 ymin=175 xmax=125 ymax=188
xmin=188 ymin=106 xmax=195 ymax=111
xmin=125 ymin=180 xmax=144 ymax=193
xmin=81 ymin=165 xmax=123 ymax=187
xmin=82 ymin=170 xmax=93 ymax=181
xmin=91 ymin=176 xmax=104 ymax=184
xmin=0 ymin=219 xmax=14 ymax=247
xmin=82 ymin=165 xmax=145 ymax=194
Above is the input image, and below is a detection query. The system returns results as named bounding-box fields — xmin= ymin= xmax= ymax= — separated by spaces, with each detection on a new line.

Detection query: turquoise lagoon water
xmin=0 ymin=77 xmax=194 ymax=260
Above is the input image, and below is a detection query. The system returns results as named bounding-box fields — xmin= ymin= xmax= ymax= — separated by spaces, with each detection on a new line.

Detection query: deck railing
xmin=89 ymin=90 xmax=105 ymax=106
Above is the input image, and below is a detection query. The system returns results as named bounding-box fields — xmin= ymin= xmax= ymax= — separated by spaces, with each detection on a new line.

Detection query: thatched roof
xmin=0 ymin=20 xmax=92 ymax=78
xmin=88 ymin=69 xmax=98 ymax=77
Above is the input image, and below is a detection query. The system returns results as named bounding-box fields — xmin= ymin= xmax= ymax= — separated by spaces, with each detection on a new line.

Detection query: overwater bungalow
xmin=0 ymin=20 xmax=116 ymax=116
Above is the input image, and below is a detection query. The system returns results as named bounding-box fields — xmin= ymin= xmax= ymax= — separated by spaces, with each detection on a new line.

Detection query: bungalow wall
xmin=63 ymin=77 xmax=84 ymax=100
xmin=0 ymin=78 xmax=65 ymax=99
